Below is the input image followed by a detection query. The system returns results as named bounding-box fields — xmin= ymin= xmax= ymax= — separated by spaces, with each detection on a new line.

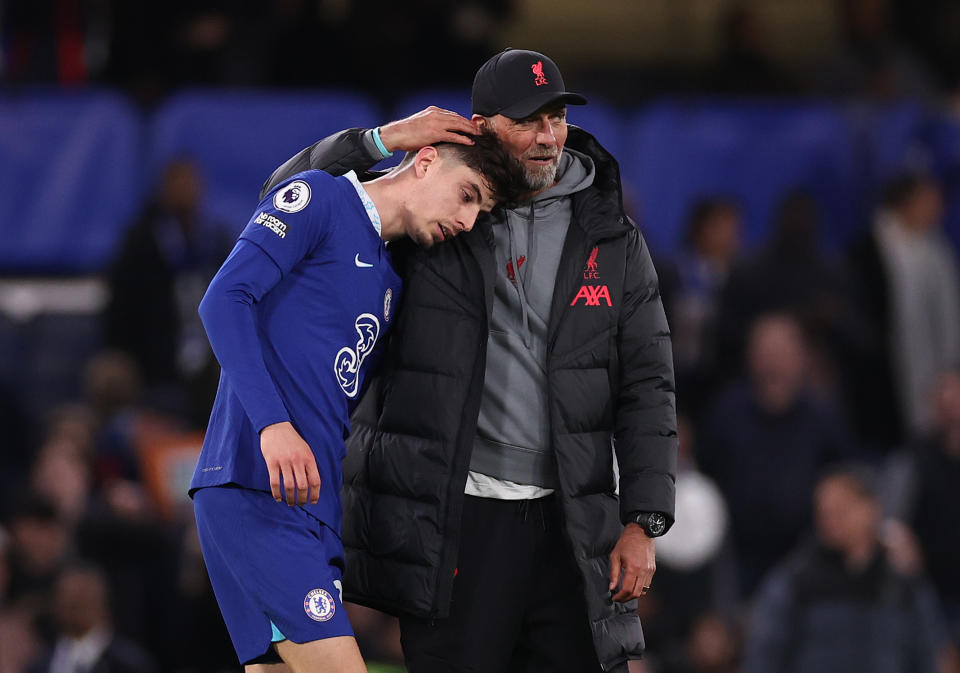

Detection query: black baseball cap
xmin=472 ymin=49 xmax=587 ymax=119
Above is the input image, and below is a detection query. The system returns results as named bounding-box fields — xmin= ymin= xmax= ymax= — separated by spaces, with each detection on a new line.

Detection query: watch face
xmin=648 ymin=513 xmax=666 ymax=536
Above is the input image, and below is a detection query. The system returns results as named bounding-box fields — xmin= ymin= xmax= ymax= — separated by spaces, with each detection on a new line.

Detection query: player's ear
xmin=413 ymin=146 xmax=440 ymax=178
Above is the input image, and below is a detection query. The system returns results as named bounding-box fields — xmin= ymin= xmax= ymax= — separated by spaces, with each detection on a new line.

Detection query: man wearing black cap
xmin=259 ymin=49 xmax=677 ymax=673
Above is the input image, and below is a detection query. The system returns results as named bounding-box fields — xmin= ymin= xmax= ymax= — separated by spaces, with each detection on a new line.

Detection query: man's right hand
xmin=378 ymin=106 xmax=477 ymax=152
xmin=260 ymin=421 xmax=322 ymax=506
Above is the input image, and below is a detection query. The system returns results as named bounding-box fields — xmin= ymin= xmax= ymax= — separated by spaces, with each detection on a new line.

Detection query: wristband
xmin=372 ymin=127 xmax=393 ymax=159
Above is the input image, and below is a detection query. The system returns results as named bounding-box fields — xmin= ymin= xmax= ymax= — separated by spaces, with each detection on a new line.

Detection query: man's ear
xmin=473 ymin=114 xmax=489 ymax=132
xmin=413 ymin=145 xmax=440 ymax=178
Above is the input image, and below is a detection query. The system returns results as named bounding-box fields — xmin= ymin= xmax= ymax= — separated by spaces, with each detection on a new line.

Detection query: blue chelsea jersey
xmin=190 ymin=170 xmax=402 ymax=534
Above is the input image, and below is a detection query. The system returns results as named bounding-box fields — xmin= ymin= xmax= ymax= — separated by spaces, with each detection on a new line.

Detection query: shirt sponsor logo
xmin=570 ymin=285 xmax=612 ymax=307
xmin=255 ymin=211 xmax=289 ymax=238
xmin=334 ymin=313 xmax=380 ymax=398
xmin=274 ymin=180 xmax=311 ymax=213
xmin=303 ymin=588 xmax=335 ymax=622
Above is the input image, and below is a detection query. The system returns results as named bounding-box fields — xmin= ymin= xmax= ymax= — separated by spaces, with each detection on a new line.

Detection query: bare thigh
xmin=245 ymin=636 xmax=366 ymax=673
xmin=246 ymin=663 xmax=292 ymax=673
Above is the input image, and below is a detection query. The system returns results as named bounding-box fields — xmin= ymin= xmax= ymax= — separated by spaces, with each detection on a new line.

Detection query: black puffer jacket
xmin=262 ymin=126 xmax=677 ymax=670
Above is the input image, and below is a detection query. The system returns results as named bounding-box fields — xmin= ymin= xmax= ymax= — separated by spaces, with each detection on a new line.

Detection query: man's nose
xmin=536 ymin=119 xmax=557 ymax=145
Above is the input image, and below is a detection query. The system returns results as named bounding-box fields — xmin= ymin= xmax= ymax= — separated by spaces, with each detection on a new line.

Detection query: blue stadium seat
xmin=856 ymin=101 xmax=929 ymax=186
xmin=148 ymin=90 xmax=380 ymax=234
xmin=620 ymin=101 xmax=859 ymax=257
xmin=0 ymin=90 xmax=143 ymax=272
xmin=930 ymin=114 xmax=960 ymax=250
xmin=564 ymin=97 xmax=625 ymax=160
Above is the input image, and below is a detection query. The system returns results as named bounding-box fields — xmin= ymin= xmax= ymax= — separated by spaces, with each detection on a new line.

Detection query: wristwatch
xmin=630 ymin=512 xmax=667 ymax=537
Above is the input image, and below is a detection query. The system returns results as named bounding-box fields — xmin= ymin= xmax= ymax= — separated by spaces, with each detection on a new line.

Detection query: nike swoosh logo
xmin=355 ymin=254 xmax=374 ymax=268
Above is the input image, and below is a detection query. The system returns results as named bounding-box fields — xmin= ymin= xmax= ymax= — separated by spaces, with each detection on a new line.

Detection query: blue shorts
xmin=193 ymin=486 xmax=353 ymax=664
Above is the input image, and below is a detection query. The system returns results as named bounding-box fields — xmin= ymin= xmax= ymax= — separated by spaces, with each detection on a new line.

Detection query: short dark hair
xmin=439 ymin=132 xmax=526 ymax=208
xmin=7 ymin=492 xmax=59 ymax=525
xmin=684 ymin=196 xmax=739 ymax=248
xmin=819 ymin=462 xmax=880 ymax=501
xmin=881 ymin=172 xmax=936 ymax=209
xmin=397 ymin=131 xmax=526 ymax=208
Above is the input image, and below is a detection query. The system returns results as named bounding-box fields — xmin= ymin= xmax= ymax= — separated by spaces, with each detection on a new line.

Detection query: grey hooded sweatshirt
xmin=469 ymin=148 xmax=596 ymax=489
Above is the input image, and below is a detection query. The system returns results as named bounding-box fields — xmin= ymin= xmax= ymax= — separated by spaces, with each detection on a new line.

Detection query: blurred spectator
xmin=43 ymin=405 xmax=96 ymax=461
xmin=846 ymin=173 xmax=960 ymax=449
xmin=0 ymin=584 xmax=42 ymax=673
xmin=640 ymin=415 xmax=734 ymax=656
xmin=816 ymin=0 xmax=937 ymax=99
xmin=662 ymin=197 xmax=741 ymax=415
xmin=716 ymin=191 xmax=856 ymax=400
xmin=72 ymin=483 xmax=178 ymax=667
xmin=2 ymin=0 xmax=108 ymax=85
xmin=0 ymin=388 xmax=36 ymax=520
xmin=164 ymin=3 xmax=266 ymax=86
xmin=26 ymin=563 xmax=157 ymax=673
xmin=341 ymin=0 xmax=514 ymax=95
xmin=82 ymin=351 xmax=143 ymax=484
xmin=29 ymin=440 xmax=92 ymax=527
xmin=4 ymin=496 xmax=71 ymax=611
xmin=659 ymin=611 xmax=741 ymax=673
xmin=104 ymin=158 xmax=230 ymax=425
xmin=698 ymin=313 xmax=857 ymax=597
xmin=891 ymin=368 xmax=960 ymax=648
xmin=166 ymin=522 xmax=239 ymax=673
xmin=11 ymin=384 xmax=188 ymax=670
xmin=709 ymin=5 xmax=795 ymax=96
xmin=743 ymin=464 xmax=950 ymax=673
xmin=102 ymin=2 xmax=270 ymax=99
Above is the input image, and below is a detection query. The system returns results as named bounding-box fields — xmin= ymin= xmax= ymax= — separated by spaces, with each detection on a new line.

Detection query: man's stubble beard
xmin=485 ymin=117 xmax=559 ymax=194
xmin=522 ymin=158 xmax=559 ymax=192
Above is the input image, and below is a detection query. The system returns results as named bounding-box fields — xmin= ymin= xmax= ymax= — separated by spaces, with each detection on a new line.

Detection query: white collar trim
xmin=344 ymin=171 xmax=382 ymax=237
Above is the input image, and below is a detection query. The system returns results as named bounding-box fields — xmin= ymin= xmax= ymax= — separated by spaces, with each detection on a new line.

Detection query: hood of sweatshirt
xmin=470 ymin=148 xmax=596 ymax=487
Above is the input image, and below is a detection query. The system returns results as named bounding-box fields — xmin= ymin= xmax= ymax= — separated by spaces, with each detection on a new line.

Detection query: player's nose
xmin=458 ymin=206 xmax=481 ymax=233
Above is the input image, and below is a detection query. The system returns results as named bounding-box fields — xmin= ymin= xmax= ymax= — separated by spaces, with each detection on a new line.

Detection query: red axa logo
xmin=570 ymin=285 xmax=612 ymax=307
xmin=584 ymin=246 xmax=599 ymax=280
xmin=532 ymin=61 xmax=549 ymax=87
xmin=506 ymin=256 xmax=526 ymax=284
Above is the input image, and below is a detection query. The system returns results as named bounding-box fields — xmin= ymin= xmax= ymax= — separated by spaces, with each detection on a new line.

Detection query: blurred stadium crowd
xmin=2 ymin=1 xmax=960 ymax=672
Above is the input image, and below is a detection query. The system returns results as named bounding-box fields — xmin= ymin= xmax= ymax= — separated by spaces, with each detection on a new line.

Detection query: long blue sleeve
xmin=199 ymin=239 xmax=290 ymax=433
xmin=199 ymin=171 xmax=332 ymax=433
xmin=190 ymin=169 xmax=402 ymax=531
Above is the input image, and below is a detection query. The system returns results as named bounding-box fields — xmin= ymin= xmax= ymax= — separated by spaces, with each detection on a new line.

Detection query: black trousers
xmin=400 ymin=495 xmax=625 ymax=673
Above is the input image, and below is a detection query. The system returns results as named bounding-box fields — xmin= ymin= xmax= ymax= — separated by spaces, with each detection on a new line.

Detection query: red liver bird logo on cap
xmin=532 ymin=61 xmax=548 ymax=86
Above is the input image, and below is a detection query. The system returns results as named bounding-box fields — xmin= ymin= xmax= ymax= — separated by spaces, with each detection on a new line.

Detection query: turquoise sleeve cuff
xmin=372 ymin=127 xmax=393 ymax=159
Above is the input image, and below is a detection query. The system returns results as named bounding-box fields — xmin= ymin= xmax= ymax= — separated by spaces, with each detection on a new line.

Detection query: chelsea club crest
xmin=303 ymin=588 xmax=335 ymax=622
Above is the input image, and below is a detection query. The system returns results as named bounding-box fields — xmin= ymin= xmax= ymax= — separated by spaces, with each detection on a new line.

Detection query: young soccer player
xmin=190 ymin=134 xmax=520 ymax=673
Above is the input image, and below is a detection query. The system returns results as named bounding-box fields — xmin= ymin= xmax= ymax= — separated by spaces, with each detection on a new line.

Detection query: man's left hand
xmin=609 ymin=523 xmax=656 ymax=602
